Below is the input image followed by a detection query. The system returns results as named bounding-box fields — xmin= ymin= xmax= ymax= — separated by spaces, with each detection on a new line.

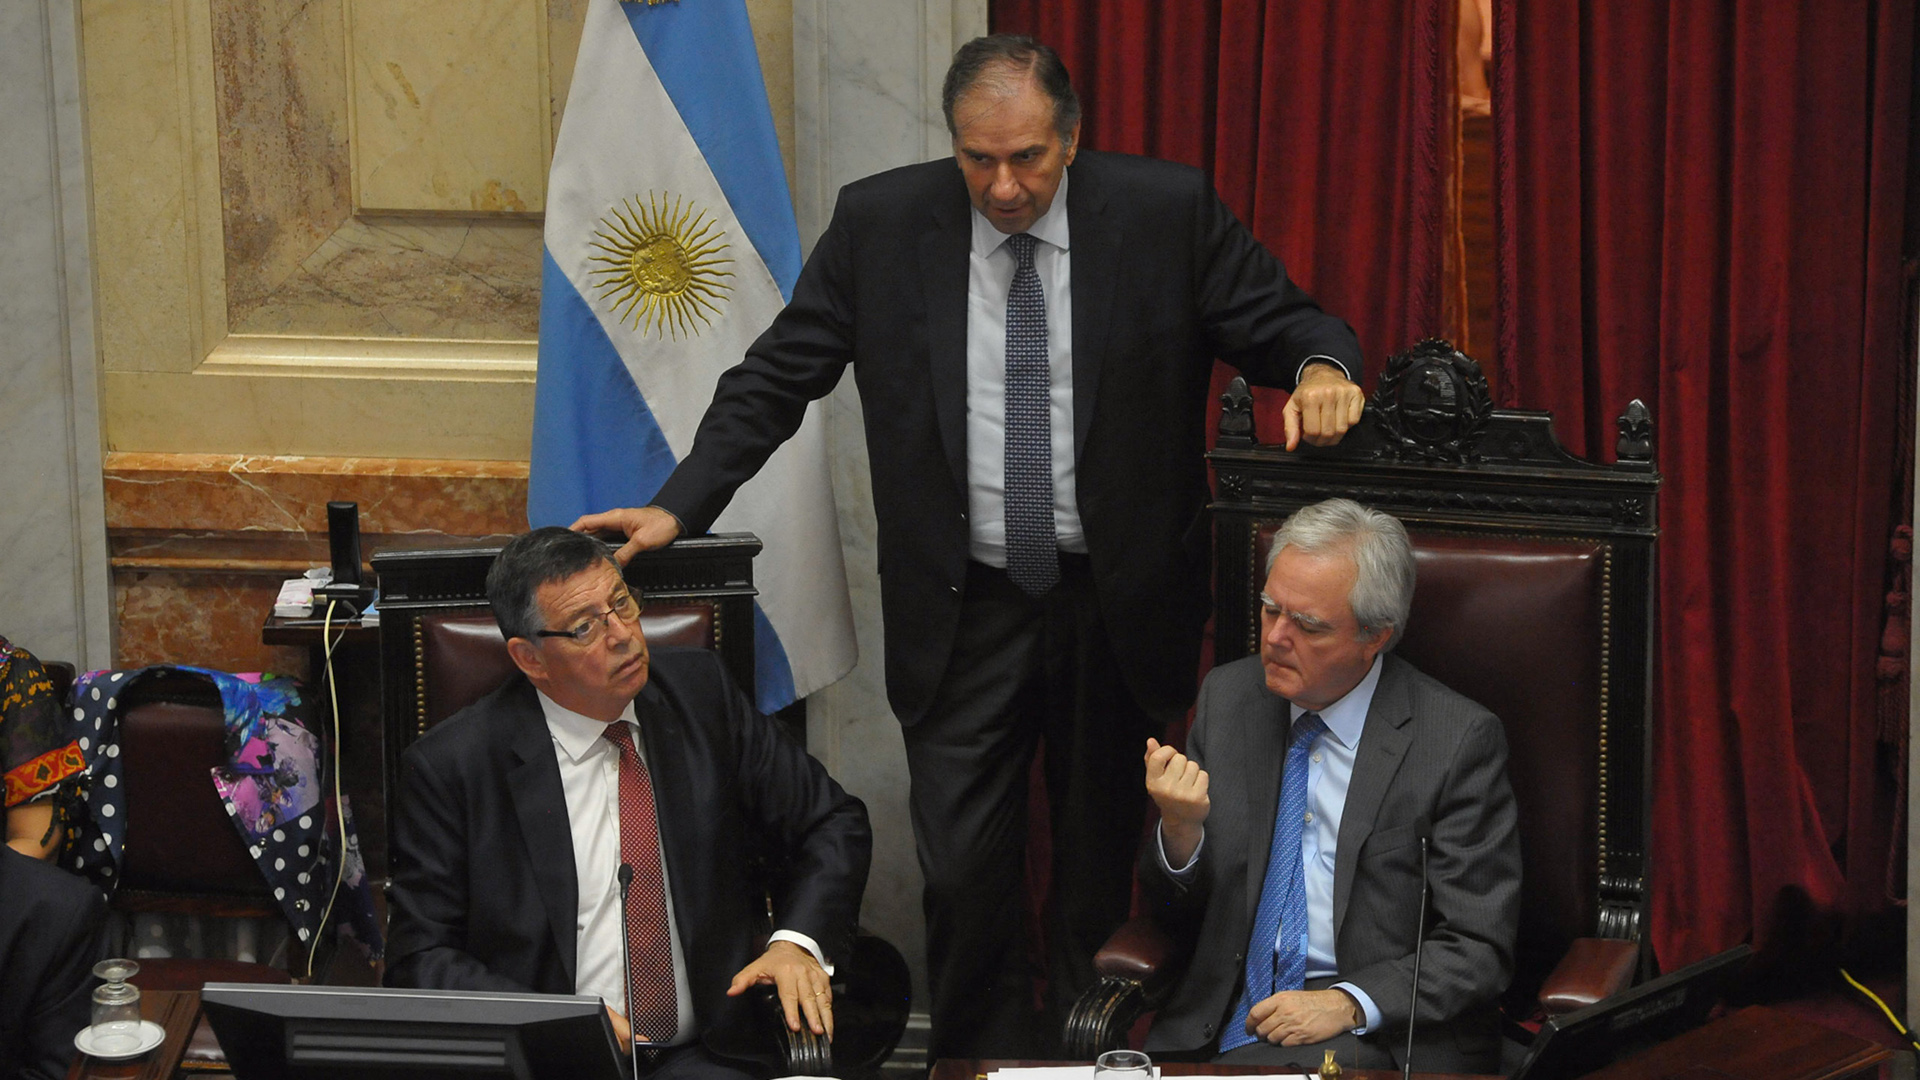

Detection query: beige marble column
xmin=792 ymin=0 xmax=988 ymax=1006
xmin=0 ymin=0 xmax=112 ymax=669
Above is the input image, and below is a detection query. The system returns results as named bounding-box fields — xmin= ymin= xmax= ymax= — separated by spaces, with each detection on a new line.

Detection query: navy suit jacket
xmin=0 ymin=846 xmax=105 ymax=1080
xmin=384 ymin=647 xmax=871 ymax=1067
xmin=653 ymin=151 xmax=1361 ymax=725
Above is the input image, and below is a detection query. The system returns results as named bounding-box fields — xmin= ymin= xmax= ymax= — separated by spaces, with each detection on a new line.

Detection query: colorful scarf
xmin=63 ymin=666 xmax=383 ymax=961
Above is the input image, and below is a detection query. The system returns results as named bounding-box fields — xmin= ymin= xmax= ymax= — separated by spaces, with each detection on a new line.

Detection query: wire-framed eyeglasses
xmin=534 ymin=589 xmax=644 ymax=647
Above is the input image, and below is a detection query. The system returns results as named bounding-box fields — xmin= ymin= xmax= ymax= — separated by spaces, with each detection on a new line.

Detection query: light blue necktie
xmin=1002 ymin=232 xmax=1059 ymax=596
xmin=1221 ymin=711 xmax=1327 ymax=1052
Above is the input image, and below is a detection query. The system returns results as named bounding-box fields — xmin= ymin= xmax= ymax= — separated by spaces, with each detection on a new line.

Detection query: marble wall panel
xmin=0 ymin=0 xmax=113 ymax=670
xmin=226 ymin=217 xmax=543 ymax=339
xmin=346 ymin=0 xmax=549 ymax=215
xmin=210 ymin=0 xmax=352 ymax=324
xmin=105 ymin=453 xmax=529 ymax=536
xmin=114 ymin=568 xmax=309 ymax=674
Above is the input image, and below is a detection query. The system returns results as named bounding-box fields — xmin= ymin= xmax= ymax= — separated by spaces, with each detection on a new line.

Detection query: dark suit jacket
xmin=0 ymin=846 xmax=106 ymax=1080
xmin=1142 ymin=654 xmax=1521 ymax=1072
xmin=653 ymin=151 xmax=1361 ymax=725
xmin=384 ymin=647 xmax=871 ymax=1068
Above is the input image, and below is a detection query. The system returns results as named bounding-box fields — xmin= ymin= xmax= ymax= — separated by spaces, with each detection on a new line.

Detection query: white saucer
xmin=75 ymin=1019 xmax=165 ymax=1060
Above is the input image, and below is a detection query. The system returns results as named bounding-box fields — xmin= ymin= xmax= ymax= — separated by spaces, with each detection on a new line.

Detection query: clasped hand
xmin=1246 ymin=988 xmax=1360 ymax=1046
xmin=1282 ymin=362 xmax=1365 ymax=451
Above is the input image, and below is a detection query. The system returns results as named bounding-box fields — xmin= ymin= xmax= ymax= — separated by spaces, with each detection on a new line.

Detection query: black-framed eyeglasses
xmin=534 ymin=589 xmax=643 ymax=647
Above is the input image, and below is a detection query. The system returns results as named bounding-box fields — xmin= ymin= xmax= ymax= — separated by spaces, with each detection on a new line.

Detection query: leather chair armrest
xmin=1093 ymin=917 xmax=1182 ymax=991
xmin=1537 ymin=937 xmax=1639 ymax=1015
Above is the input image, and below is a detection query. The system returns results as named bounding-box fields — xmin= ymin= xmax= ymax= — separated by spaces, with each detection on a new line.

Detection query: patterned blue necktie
xmin=1221 ymin=711 xmax=1328 ymax=1052
xmin=1002 ymin=232 xmax=1059 ymax=596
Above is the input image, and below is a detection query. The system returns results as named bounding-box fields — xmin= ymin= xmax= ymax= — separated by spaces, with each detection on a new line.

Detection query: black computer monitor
xmin=201 ymin=984 xmax=626 ymax=1080
xmin=1509 ymin=943 xmax=1753 ymax=1080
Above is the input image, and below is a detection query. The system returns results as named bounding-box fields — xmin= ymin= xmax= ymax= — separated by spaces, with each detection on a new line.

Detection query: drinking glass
xmin=1093 ymin=1049 xmax=1155 ymax=1080
xmin=89 ymin=958 xmax=143 ymax=1055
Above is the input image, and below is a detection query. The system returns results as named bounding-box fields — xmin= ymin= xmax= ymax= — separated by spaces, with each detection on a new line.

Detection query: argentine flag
xmin=530 ymin=0 xmax=854 ymax=712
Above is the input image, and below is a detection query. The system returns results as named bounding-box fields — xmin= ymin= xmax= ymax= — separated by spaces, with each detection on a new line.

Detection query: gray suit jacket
xmin=1142 ymin=653 xmax=1520 ymax=1071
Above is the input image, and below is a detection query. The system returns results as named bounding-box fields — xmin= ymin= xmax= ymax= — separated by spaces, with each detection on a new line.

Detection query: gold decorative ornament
xmin=588 ymin=192 xmax=734 ymax=339
xmin=1319 ymin=1047 xmax=1342 ymax=1080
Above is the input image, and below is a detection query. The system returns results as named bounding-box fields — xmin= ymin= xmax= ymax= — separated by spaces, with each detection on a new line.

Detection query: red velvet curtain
xmin=992 ymin=0 xmax=1460 ymax=431
xmin=1491 ymin=0 xmax=1914 ymax=970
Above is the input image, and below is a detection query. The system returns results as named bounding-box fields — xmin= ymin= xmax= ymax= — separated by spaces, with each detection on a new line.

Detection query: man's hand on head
xmin=1144 ymin=737 xmax=1210 ymax=867
xmin=1247 ymin=987 xmax=1361 ymax=1046
xmin=725 ymin=939 xmax=834 ymax=1039
xmin=1282 ymin=362 xmax=1365 ymax=451
xmin=569 ymin=506 xmax=683 ymax=565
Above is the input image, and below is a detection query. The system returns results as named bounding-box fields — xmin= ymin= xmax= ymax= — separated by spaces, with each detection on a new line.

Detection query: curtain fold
xmin=1493 ymin=0 xmax=1914 ymax=969
xmin=994 ymin=0 xmax=1459 ymax=438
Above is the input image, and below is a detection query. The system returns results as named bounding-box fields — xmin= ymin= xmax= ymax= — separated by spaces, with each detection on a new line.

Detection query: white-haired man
xmin=1142 ymin=498 xmax=1520 ymax=1072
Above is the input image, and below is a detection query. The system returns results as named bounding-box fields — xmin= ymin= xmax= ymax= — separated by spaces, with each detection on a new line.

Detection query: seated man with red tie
xmin=385 ymin=526 xmax=872 ymax=1079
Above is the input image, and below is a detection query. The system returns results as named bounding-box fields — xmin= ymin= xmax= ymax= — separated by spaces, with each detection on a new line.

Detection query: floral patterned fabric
xmin=63 ymin=666 xmax=383 ymax=960
xmin=0 ymin=635 xmax=83 ymax=809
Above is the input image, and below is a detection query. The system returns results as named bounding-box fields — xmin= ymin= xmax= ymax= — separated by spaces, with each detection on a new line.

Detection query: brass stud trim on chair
xmin=412 ymin=617 xmax=429 ymax=738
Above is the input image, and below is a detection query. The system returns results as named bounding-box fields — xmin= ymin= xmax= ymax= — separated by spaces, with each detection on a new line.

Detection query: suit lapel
xmin=920 ymin=186 xmax=972 ymax=494
xmin=1243 ymin=684 xmax=1292 ymax=920
xmin=1065 ymin=158 xmax=1117 ymax=459
xmin=505 ymin=687 xmax=581 ymax=987
xmin=1332 ymin=657 xmax=1413 ymax=940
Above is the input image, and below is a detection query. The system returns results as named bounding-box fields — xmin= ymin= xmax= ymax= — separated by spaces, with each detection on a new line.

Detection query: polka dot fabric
xmin=62 ymin=667 xmax=383 ymax=961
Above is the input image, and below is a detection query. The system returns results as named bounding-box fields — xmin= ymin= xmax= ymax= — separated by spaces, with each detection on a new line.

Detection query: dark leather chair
xmin=110 ymin=671 xmax=309 ymax=986
xmin=1065 ymin=340 xmax=1660 ymax=1057
xmin=372 ymin=533 xmax=884 ymax=1076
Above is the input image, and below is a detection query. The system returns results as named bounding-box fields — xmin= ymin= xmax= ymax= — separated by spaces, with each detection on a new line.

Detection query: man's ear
xmin=506 ymin=636 xmax=546 ymax=683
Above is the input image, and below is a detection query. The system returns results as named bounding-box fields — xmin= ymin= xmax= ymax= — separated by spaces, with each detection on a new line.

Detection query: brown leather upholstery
xmin=1536 ymin=936 xmax=1639 ymax=1015
xmin=1252 ymin=528 xmax=1605 ymax=987
xmin=418 ymin=605 xmax=718 ymax=729
xmin=117 ymin=674 xmax=270 ymax=901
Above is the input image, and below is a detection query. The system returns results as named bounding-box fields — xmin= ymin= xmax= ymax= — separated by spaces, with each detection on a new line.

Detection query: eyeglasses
xmin=534 ymin=589 xmax=644 ymax=647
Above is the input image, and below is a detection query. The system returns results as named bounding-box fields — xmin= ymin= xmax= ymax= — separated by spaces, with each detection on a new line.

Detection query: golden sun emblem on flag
xmin=588 ymin=193 xmax=734 ymax=339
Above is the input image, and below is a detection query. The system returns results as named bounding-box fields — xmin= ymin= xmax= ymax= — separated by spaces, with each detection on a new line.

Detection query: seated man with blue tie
xmin=1140 ymin=499 xmax=1521 ymax=1072
xmin=385 ymin=527 xmax=872 ymax=1079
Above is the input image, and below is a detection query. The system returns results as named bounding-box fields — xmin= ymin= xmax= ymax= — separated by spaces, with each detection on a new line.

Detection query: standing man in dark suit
xmin=385 ymin=527 xmax=871 ymax=1079
xmin=574 ymin=35 xmax=1365 ymax=1056
xmin=1142 ymin=499 xmax=1520 ymax=1071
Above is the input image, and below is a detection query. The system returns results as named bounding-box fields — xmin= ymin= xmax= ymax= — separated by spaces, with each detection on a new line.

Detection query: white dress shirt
xmin=1159 ymin=654 xmax=1387 ymax=1033
xmin=965 ymin=170 xmax=1081 ymax=565
xmin=537 ymin=691 xmax=829 ymax=1045
xmin=963 ymin=169 xmax=1351 ymax=567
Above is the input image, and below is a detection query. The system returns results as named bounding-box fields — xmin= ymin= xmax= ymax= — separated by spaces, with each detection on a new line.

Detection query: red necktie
xmin=602 ymin=722 xmax=678 ymax=1044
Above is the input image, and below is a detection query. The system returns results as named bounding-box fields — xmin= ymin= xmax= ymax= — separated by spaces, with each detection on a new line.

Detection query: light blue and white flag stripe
xmin=530 ymin=0 xmax=854 ymax=712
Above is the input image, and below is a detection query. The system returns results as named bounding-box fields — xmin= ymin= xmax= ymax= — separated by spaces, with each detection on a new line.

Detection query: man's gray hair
xmin=1265 ymin=498 xmax=1415 ymax=649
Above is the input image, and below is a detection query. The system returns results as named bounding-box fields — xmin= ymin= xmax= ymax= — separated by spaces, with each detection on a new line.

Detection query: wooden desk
xmin=1582 ymin=1005 xmax=1890 ymax=1080
xmin=67 ymin=990 xmax=202 ymax=1080
xmin=931 ymin=1062 xmax=1491 ymax=1080
xmin=936 ymin=1007 xmax=1894 ymax=1080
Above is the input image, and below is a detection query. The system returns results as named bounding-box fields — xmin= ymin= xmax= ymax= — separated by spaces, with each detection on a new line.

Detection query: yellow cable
xmin=305 ymin=599 xmax=350 ymax=980
xmin=1839 ymin=966 xmax=1920 ymax=1053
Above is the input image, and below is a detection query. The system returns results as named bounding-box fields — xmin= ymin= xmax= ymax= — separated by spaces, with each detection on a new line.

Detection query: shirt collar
xmin=1289 ymin=653 xmax=1385 ymax=751
xmin=969 ymin=167 xmax=1072 ymax=259
xmin=536 ymin=689 xmax=638 ymax=764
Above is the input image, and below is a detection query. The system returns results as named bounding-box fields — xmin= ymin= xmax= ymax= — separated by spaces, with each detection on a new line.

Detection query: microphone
xmin=1403 ymin=817 xmax=1433 ymax=1080
xmin=617 ymin=863 xmax=639 ymax=1071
